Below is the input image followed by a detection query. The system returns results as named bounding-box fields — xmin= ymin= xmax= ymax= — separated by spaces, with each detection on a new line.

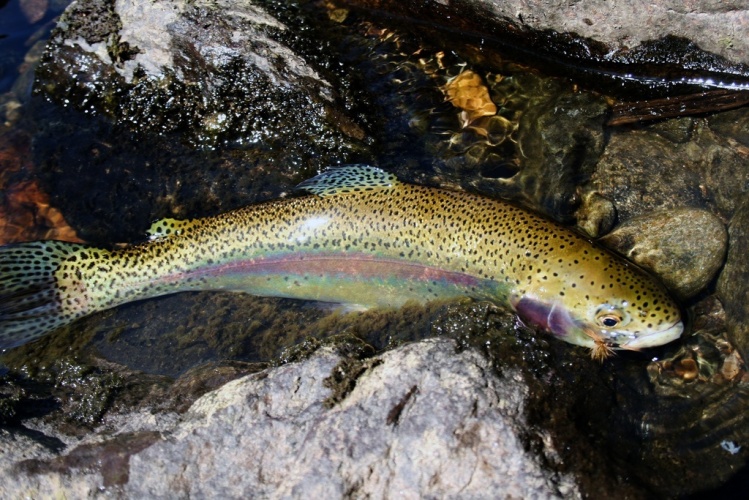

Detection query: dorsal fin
xmin=147 ymin=217 xmax=190 ymax=240
xmin=296 ymin=165 xmax=400 ymax=197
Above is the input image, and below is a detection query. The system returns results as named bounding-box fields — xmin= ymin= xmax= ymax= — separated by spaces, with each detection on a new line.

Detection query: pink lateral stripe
xmin=178 ymin=252 xmax=485 ymax=288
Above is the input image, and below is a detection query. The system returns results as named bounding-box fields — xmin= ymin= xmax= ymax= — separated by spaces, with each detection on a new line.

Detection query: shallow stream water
xmin=1 ymin=0 xmax=748 ymax=496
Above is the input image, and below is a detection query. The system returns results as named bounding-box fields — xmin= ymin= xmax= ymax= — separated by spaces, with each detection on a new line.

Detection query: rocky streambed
xmin=1 ymin=0 xmax=748 ymax=497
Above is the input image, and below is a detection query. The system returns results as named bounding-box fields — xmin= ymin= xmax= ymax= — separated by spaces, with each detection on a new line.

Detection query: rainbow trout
xmin=0 ymin=165 xmax=683 ymax=358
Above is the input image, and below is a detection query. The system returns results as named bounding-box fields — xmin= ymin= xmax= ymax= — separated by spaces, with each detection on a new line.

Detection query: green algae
xmin=323 ymin=355 xmax=381 ymax=408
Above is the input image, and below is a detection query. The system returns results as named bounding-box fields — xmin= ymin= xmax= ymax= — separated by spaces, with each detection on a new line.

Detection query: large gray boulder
xmin=0 ymin=339 xmax=579 ymax=498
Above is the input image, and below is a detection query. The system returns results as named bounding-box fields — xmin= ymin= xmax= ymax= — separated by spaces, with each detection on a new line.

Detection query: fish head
xmin=575 ymin=293 xmax=684 ymax=360
xmin=513 ymin=264 xmax=684 ymax=360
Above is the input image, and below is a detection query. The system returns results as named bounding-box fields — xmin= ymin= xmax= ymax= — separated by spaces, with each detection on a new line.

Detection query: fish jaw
xmin=615 ymin=320 xmax=684 ymax=351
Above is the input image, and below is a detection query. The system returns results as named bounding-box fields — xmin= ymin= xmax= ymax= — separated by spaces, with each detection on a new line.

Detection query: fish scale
xmin=0 ymin=165 xmax=683 ymax=357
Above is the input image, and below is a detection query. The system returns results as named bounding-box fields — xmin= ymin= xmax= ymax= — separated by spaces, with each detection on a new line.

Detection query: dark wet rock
xmin=619 ymin=360 xmax=749 ymax=496
xmin=717 ymin=200 xmax=749 ymax=364
xmin=707 ymin=106 xmax=749 ymax=152
xmin=0 ymin=340 xmax=581 ymax=497
xmin=30 ymin=0 xmax=370 ymax=243
xmin=38 ymin=0 xmax=362 ymax=149
xmin=591 ymin=114 xmax=749 ymax=223
xmin=648 ymin=115 xmax=697 ymax=143
xmin=0 ymin=348 xmax=263 ymax=441
xmin=600 ymin=208 xmax=727 ymax=299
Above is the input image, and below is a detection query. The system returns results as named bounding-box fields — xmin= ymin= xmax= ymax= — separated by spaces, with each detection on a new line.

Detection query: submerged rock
xmin=0 ymin=340 xmax=581 ymax=498
xmin=0 ymin=130 xmax=81 ymax=244
xmin=511 ymin=90 xmax=607 ymax=221
xmin=600 ymin=208 xmax=727 ymax=299
xmin=591 ymin=116 xmax=749 ymax=223
xmin=574 ymin=190 xmax=617 ymax=238
xmin=420 ymin=59 xmax=608 ymax=220
xmin=718 ymin=201 xmax=749 ymax=364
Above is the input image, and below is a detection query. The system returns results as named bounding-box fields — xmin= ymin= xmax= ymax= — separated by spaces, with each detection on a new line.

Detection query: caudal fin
xmin=0 ymin=240 xmax=88 ymax=350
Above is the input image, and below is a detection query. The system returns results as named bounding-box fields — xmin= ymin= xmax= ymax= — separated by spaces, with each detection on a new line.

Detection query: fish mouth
xmin=616 ymin=319 xmax=685 ymax=350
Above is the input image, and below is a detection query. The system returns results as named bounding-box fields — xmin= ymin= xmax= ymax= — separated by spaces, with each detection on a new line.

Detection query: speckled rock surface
xmin=600 ymin=208 xmax=727 ymax=299
xmin=39 ymin=0 xmax=353 ymax=147
xmin=0 ymin=340 xmax=579 ymax=498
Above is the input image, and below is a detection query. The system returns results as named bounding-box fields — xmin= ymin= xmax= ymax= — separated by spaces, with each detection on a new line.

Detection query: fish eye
xmin=595 ymin=305 xmax=629 ymax=329
xmin=600 ymin=316 xmax=620 ymax=328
